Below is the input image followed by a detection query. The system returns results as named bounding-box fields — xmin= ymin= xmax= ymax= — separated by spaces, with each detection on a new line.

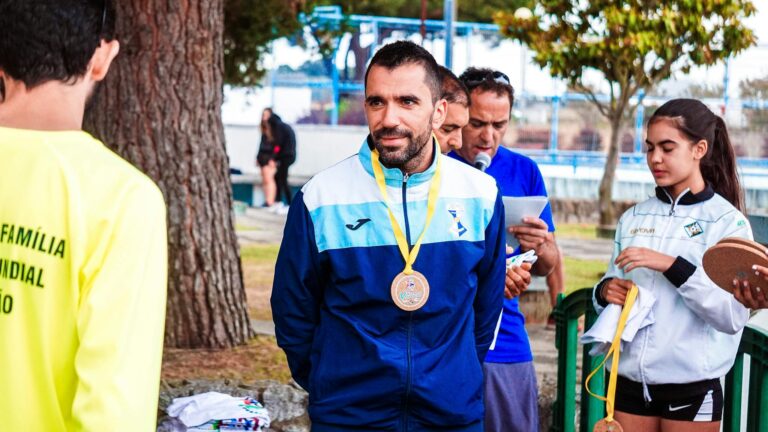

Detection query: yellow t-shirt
xmin=0 ymin=126 xmax=168 ymax=431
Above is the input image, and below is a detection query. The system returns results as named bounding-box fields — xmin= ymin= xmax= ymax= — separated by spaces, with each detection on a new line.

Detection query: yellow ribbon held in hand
xmin=585 ymin=284 xmax=639 ymax=432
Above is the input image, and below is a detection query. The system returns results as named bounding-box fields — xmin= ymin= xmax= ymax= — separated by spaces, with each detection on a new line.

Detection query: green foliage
xmin=223 ymin=0 xmax=303 ymax=86
xmin=495 ymin=0 xmax=757 ymax=119
xmin=495 ymin=0 xmax=757 ymax=225
xmin=223 ymin=0 xmax=532 ymax=86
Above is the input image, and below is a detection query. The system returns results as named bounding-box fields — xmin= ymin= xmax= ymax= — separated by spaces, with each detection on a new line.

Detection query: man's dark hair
xmin=0 ymin=0 xmax=117 ymax=89
xmin=364 ymin=40 xmax=442 ymax=103
xmin=438 ymin=66 xmax=469 ymax=107
xmin=459 ymin=67 xmax=515 ymax=111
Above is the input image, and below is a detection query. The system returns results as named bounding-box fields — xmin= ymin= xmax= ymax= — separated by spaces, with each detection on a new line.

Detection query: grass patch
xmin=235 ymin=223 xmax=261 ymax=232
xmin=556 ymin=223 xmax=599 ymax=240
xmin=240 ymin=244 xmax=280 ymax=261
xmin=563 ymin=256 xmax=608 ymax=295
xmin=241 ymin=244 xmax=280 ymax=322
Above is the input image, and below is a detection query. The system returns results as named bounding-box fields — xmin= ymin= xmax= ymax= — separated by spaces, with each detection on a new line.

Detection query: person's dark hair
xmin=438 ymin=66 xmax=469 ymax=107
xmin=650 ymin=98 xmax=744 ymax=211
xmin=0 ymin=0 xmax=117 ymax=89
xmin=364 ymin=40 xmax=442 ymax=103
xmin=459 ymin=67 xmax=514 ymax=112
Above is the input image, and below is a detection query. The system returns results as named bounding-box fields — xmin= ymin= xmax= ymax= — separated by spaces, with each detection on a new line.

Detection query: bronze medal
xmin=593 ymin=419 xmax=624 ymax=432
xmin=390 ymin=271 xmax=430 ymax=311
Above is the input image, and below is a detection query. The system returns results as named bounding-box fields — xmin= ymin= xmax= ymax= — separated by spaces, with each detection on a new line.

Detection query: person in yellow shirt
xmin=0 ymin=1 xmax=168 ymax=430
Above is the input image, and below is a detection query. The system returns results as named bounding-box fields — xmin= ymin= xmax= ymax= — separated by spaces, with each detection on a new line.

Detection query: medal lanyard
xmin=585 ymin=284 xmax=639 ymax=424
xmin=370 ymin=142 xmax=442 ymax=275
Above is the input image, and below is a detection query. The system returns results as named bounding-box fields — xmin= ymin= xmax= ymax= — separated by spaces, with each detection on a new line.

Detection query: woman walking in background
xmin=268 ymin=112 xmax=297 ymax=208
xmin=257 ymin=108 xmax=277 ymax=208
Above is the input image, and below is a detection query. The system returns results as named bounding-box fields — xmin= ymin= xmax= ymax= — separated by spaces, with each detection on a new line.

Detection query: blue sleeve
xmin=270 ymin=191 xmax=324 ymax=390
xmin=473 ymin=192 xmax=506 ymax=362
xmin=529 ymin=162 xmax=555 ymax=232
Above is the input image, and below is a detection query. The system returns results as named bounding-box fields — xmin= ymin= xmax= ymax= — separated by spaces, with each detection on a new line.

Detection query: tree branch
xmin=574 ymin=82 xmax=611 ymax=118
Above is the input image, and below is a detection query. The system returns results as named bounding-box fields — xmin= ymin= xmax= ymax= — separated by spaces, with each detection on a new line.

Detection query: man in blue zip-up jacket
xmin=271 ymin=41 xmax=506 ymax=431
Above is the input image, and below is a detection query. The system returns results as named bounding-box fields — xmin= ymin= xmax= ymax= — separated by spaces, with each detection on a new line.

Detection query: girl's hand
xmin=733 ymin=264 xmax=768 ymax=309
xmin=615 ymin=247 xmax=676 ymax=273
xmin=601 ymin=278 xmax=635 ymax=306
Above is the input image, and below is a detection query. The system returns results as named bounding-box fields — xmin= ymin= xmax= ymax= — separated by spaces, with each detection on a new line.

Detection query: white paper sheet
xmin=502 ymin=196 xmax=549 ymax=250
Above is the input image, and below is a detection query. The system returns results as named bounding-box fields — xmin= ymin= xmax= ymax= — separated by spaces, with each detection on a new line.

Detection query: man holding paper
xmin=449 ymin=67 xmax=560 ymax=432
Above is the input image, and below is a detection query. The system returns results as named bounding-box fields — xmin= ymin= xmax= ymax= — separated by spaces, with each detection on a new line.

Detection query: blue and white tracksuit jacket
xmin=271 ymin=138 xmax=506 ymax=431
xmin=593 ymin=186 xmax=752 ymax=397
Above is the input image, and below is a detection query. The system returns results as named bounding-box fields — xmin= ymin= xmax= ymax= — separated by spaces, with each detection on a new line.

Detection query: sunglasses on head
xmin=98 ymin=0 xmax=107 ymax=37
xmin=463 ymin=70 xmax=511 ymax=89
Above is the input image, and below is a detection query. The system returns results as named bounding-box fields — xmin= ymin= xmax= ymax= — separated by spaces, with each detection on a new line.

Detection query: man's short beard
xmin=372 ymin=119 xmax=433 ymax=171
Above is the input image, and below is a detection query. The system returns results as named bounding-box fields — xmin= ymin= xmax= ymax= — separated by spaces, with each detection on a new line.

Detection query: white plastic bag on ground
xmin=167 ymin=391 xmax=270 ymax=430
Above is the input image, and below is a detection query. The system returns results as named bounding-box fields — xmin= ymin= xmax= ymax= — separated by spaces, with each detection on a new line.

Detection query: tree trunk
xmin=84 ymin=0 xmax=253 ymax=348
xmin=348 ymin=31 xmax=370 ymax=82
xmin=598 ymin=114 xmax=624 ymax=229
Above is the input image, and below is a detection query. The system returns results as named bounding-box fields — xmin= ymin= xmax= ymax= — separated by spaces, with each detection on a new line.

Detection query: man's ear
xmin=88 ymin=40 xmax=120 ymax=82
xmin=431 ymin=98 xmax=447 ymax=130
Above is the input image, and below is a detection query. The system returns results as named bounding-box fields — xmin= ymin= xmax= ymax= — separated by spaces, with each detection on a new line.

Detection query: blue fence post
xmin=444 ymin=0 xmax=455 ymax=69
xmin=634 ymin=90 xmax=645 ymax=156
xmin=331 ymin=47 xmax=340 ymax=126
xmin=370 ymin=20 xmax=379 ymax=63
xmin=550 ymin=95 xmax=561 ymax=159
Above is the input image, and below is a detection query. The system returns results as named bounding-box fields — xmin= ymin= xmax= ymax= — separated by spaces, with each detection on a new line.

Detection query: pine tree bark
xmin=84 ymin=0 xmax=253 ymax=348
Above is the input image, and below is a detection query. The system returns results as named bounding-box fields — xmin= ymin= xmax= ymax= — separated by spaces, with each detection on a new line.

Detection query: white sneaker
xmin=276 ymin=204 xmax=290 ymax=215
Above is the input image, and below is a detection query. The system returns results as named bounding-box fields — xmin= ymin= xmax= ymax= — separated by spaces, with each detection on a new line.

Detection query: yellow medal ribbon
xmin=370 ymin=140 xmax=442 ymax=275
xmin=585 ymin=284 xmax=639 ymax=426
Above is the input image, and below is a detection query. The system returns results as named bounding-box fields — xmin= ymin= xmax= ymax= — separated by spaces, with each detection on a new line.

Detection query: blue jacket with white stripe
xmin=271 ymin=138 xmax=506 ymax=431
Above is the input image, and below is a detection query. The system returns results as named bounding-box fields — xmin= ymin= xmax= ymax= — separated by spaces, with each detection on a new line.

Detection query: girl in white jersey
xmin=594 ymin=98 xmax=752 ymax=432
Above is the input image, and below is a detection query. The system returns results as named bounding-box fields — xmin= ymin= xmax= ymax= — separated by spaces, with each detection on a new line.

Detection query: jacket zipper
xmin=639 ymin=188 xmax=690 ymax=401
xmin=402 ymin=173 xmax=412 ymax=247
xmin=402 ymin=172 xmax=412 ymax=431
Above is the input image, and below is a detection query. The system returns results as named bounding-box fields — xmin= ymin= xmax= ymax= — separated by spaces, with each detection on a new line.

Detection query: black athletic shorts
xmin=614 ymin=376 xmax=723 ymax=422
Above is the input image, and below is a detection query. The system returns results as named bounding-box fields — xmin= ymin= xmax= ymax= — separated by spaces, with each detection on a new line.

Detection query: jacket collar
xmin=655 ymin=184 xmax=715 ymax=206
xmin=358 ymin=135 xmax=438 ymax=187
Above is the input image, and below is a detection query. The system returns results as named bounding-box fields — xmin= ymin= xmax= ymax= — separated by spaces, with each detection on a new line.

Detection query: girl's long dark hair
xmin=649 ymin=98 xmax=744 ymax=211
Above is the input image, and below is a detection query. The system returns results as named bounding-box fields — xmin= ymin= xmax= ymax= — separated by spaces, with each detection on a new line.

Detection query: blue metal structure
xmin=300 ymin=5 xmax=499 ymax=125
xmin=280 ymin=6 xmax=768 ymax=169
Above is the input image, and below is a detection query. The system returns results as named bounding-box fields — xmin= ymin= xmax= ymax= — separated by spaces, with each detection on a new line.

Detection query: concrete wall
xmin=226 ymin=124 xmax=367 ymax=181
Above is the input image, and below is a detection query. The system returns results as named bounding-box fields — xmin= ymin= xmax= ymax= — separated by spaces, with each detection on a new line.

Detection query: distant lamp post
xmin=514 ymin=7 xmax=532 ymax=122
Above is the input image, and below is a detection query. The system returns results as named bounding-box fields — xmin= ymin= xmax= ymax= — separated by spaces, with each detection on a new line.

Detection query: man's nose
xmin=381 ymin=105 xmax=401 ymax=128
xmin=451 ymin=133 xmax=463 ymax=150
xmin=480 ymin=126 xmax=494 ymax=144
